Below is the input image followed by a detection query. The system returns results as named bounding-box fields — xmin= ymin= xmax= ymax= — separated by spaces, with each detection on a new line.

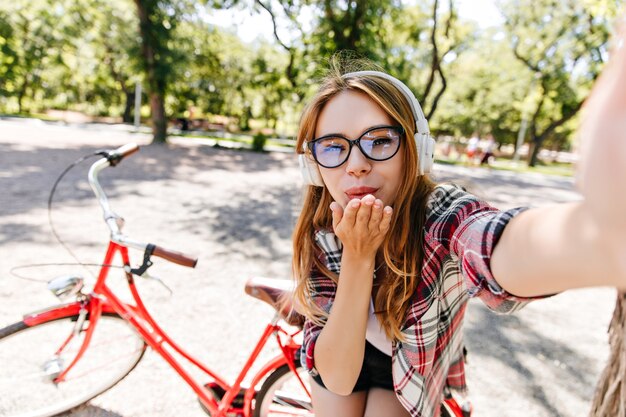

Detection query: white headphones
xmin=298 ymin=71 xmax=435 ymax=187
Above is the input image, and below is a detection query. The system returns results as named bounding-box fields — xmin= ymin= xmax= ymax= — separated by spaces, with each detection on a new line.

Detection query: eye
xmin=318 ymin=138 xmax=347 ymax=153
xmin=372 ymin=137 xmax=393 ymax=147
xmin=363 ymin=129 xmax=399 ymax=147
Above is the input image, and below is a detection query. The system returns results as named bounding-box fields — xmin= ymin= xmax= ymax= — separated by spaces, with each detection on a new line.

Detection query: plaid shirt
xmin=301 ymin=184 xmax=548 ymax=417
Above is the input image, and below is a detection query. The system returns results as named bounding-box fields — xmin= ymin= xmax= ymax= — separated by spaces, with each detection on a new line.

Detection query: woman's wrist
xmin=341 ymin=250 xmax=376 ymax=271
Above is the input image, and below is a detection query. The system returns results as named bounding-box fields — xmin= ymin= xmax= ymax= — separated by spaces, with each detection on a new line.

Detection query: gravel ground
xmin=0 ymin=117 xmax=616 ymax=417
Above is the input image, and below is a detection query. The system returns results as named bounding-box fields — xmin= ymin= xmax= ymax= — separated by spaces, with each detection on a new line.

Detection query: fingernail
xmin=329 ymin=202 xmax=336 ymax=212
xmin=351 ymin=200 xmax=360 ymax=207
xmin=384 ymin=207 xmax=393 ymax=214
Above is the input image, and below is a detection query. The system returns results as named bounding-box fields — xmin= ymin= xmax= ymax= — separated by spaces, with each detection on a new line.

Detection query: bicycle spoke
xmin=0 ymin=315 xmax=145 ymax=417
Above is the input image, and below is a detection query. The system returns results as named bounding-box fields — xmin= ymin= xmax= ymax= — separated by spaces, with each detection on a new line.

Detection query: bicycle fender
xmin=22 ymin=302 xmax=118 ymax=326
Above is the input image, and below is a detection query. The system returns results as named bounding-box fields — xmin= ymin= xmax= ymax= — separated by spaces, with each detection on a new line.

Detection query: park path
xmin=0 ymin=117 xmax=615 ymax=417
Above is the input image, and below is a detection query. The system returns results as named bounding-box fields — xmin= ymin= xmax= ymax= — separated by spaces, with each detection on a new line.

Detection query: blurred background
xmin=0 ymin=0 xmax=623 ymax=170
xmin=1 ymin=2 xmax=625 ymax=416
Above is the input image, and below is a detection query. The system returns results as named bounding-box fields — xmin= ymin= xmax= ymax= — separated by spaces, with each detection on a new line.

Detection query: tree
xmin=431 ymin=32 xmax=533 ymax=142
xmin=590 ymin=292 xmax=626 ymax=416
xmin=500 ymin=0 xmax=621 ymax=166
xmin=133 ymin=0 xmax=187 ymax=143
xmin=0 ymin=11 xmax=18 ymax=102
xmin=384 ymin=0 xmax=472 ymax=121
xmin=0 ymin=0 xmax=71 ymax=113
xmin=93 ymin=0 xmax=141 ymax=123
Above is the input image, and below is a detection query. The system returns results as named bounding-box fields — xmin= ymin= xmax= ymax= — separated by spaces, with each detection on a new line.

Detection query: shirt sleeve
xmin=427 ymin=184 xmax=554 ymax=314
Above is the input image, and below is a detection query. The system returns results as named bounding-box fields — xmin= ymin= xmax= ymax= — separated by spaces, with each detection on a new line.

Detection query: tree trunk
xmin=149 ymin=92 xmax=166 ymax=142
xmin=589 ymin=291 xmax=626 ymax=417
xmin=122 ymin=90 xmax=134 ymax=124
xmin=134 ymin=0 xmax=168 ymax=143
xmin=528 ymin=141 xmax=540 ymax=166
xmin=17 ymin=78 xmax=28 ymax=114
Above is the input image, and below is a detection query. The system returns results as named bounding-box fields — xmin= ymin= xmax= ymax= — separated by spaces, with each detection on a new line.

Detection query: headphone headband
xmin=341 ymin=71 xmax=430 ymax=135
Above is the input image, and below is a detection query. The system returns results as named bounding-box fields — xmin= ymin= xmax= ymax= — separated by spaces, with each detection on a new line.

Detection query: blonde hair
xmin=292 ymin=61 xmax=436 ymax=341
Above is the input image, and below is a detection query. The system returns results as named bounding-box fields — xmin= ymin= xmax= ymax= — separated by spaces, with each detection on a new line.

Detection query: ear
xmin=415 ymin=133 xmax=435 ymax=175
xmin=298 ymin=154 xmax=324 ymax=186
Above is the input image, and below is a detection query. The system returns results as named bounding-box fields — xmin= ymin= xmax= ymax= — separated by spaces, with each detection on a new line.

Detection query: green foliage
xmin=0 ymin=0 xmax=621 ymax=154
xmin=432 ymin=31 xmax=533 ymax=143
xmin=499 ymin=0 xmax=623 ymax=164
xmin=0 ymin=11 xmax=18 ymax=98
xmin=252 ymin=132 xmax=267 ymax=152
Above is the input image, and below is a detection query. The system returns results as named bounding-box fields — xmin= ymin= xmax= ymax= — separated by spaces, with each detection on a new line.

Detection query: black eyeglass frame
xmin=306 ymin=125 xmax=404 ymax=168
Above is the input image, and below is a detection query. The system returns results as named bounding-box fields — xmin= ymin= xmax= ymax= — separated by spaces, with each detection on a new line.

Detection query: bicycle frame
xmin=23 ymin=239 xmax=309 ymax=417
xmin=12 ymin=144 xmax=468 ymax=417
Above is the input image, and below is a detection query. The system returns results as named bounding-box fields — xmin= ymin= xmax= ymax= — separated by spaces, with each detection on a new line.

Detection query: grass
xmin=1 ymin=112 xmax=59 ymax=122
xmin=435 ymin=156 xmax=575 ymax=177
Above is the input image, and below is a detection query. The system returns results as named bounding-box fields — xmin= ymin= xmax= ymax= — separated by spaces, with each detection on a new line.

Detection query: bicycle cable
xmin=10 ymin=263 xmax=123 ymax=282
xmin=44 ymin=151 xmax=110 ymax=279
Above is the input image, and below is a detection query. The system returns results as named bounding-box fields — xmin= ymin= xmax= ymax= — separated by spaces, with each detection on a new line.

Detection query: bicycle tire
xmin=0 ymin=313 xmax=146 ymax=417
xmin=253 ymin=363 xmax=314 ymax=417
xmin=440 ymin=402 xmax=454 ymax=417
xmin=253 ymin=363 xmax=464 ymax=417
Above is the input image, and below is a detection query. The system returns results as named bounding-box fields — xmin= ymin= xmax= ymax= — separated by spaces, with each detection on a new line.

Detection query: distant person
xmin=466 ymin=133 xmax=479 ymax=164
xmin=480 ymin=134 xmax=497 ymax=165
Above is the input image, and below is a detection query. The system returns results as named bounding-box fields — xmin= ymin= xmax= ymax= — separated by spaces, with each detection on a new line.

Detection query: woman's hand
xmin=577 ymin=17 xmax=626 ymax=280
xmin=330 ymin=194 xmax=393 ymax=259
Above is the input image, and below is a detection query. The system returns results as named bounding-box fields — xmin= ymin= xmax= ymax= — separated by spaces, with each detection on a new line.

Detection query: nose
xmin=345 ymin=145 xmax=371 ymax=177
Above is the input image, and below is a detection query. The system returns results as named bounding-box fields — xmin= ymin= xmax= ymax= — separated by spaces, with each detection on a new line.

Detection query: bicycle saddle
xmin=244 ymin=277 xmax=305 ymax=328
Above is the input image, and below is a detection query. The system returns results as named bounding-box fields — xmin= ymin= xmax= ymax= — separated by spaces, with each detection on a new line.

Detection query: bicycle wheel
xmin=440 ymin=402 xmax=454 ymax=417
xmin=0 ymin=313 xmax=146 ymax=417
xmin=254 ymin=363 xmax=314 ymax=417
xmin=441 ymin=398 xmax=469 ymax=417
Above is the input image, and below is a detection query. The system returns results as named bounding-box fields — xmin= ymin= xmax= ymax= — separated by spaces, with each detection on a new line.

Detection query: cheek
xmin=319 ymin=169 xmax=345 ymax=204
xmin=384 ymin=161 xmax=405 ymax=205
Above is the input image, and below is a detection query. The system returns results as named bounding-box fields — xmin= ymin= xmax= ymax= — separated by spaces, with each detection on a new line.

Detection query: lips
xmin=345 ymin=186 xmax=379 ymax=201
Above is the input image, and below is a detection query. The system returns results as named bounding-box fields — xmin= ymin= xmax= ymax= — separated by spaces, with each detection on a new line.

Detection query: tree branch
xmin=426 ymin=64 xmax=447 ymax=120
xmin=255 ymin=0 xmax=291 ymax=53
xmin=422 ymin=0 xmax=439 ymax=103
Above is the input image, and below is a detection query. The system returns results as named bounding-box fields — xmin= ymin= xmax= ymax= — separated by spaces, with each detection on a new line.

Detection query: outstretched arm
xmin=490 ymin=18 xmax=626 ymax=297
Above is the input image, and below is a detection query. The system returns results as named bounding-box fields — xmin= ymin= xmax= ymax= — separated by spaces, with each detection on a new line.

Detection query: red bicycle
xmin=0 ymin=144 xmax=470 ymax=417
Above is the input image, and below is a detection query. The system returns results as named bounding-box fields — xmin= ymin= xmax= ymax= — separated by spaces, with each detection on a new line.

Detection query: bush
xmin=252 ymin=132 xmax=267 ymax=152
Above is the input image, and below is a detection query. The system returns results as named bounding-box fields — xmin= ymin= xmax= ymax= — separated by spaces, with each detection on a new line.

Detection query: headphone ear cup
xmin=298 ymin=154 xmax=324 ymax=187
xmin=415 ymin=133 xmax=435 ymax=175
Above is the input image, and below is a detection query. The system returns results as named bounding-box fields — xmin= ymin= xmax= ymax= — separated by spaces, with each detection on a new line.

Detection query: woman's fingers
xmin=330 ymin=201 xmax=344 ymax=233
xmin=368 ymin=198 xmax=384 ymax=231
xmin=379 ymin=206 xmax=393 ymax=233
xmin=356 ymin=195 xmax=375 ymax=227
xmin=341 ymin=199 xmax=360 ymax=228
xmin=332 ymin=196 xmax=393 ymax=248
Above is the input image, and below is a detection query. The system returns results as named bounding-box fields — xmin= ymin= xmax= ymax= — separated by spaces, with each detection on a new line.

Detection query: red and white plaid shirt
xmin=300 ymin=184 xmax=550 ymax=417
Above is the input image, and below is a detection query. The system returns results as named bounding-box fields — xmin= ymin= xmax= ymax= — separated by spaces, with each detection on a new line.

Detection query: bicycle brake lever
xmin=141 ymin=272 xmax=173 ymax=296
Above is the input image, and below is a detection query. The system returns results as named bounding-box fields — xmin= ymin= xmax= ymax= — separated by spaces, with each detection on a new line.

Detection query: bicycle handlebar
xmin=153 ymin=245 xmax=198 ymax=268
xmin=107 ymin=143 xmax=140 ymax=166
xmin=87 ymin=143 xmax=198 ymax=269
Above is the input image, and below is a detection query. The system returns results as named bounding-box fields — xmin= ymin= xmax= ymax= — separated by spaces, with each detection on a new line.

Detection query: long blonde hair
xmin=292 ymin=63 xmax=436 ymax=341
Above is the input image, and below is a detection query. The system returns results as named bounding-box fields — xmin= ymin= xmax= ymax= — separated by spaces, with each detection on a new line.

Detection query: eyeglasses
xmin=306 ymin=125 xmax=404 ymax=168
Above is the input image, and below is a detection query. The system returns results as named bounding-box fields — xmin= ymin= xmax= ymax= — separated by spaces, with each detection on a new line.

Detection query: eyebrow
xmin=314 ymin=124 xmax=397 ymax=139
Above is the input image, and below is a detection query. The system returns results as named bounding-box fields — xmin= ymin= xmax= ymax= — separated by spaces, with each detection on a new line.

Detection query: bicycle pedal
xmin=198 ymin=382 xmax=247 ymax=416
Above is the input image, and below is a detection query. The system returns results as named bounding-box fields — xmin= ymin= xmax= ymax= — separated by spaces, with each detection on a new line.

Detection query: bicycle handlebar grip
xmin=114 ymin=143 xmax=140 ymax=159
xmin=108 ymin=143 xmax=140 ymax=166
xmin=153 ymin=245 xmax=198 ymax=268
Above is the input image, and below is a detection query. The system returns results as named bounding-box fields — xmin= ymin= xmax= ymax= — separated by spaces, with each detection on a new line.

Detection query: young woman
xmin=291 ymin=26 xmax=626 ymax=417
